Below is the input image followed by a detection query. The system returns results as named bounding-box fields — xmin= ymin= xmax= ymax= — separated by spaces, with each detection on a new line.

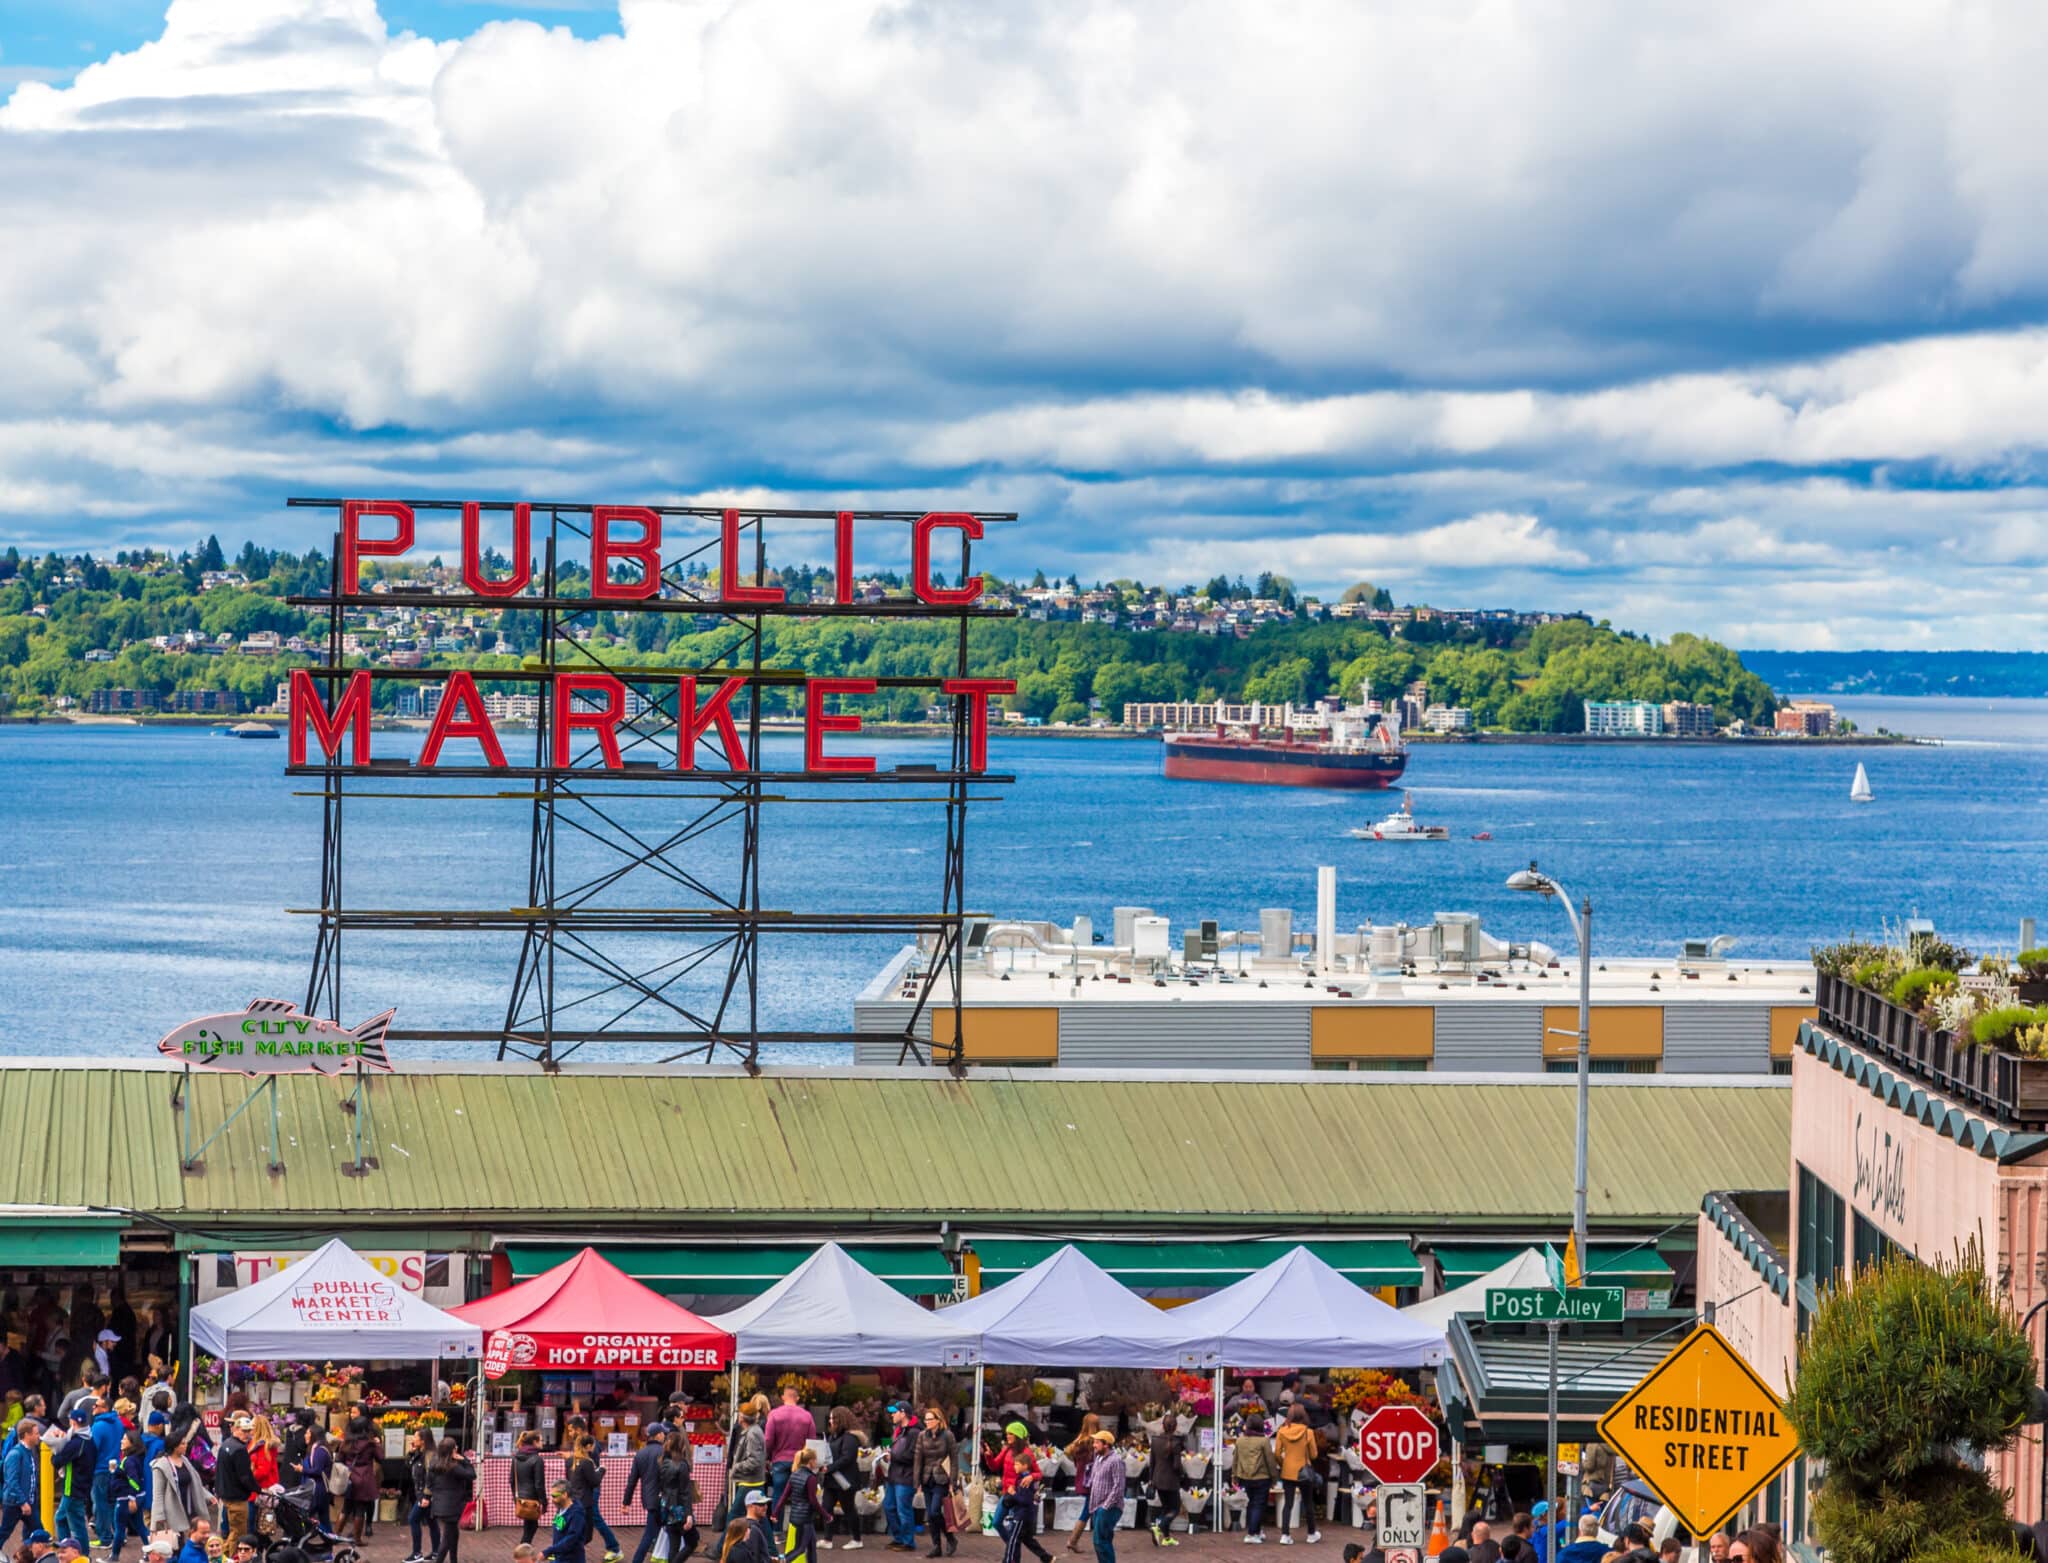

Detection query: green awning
xmin=0 ymin=1215 xmax=125 ymax=1268
xmin=1435 ymin=1243 xmax=1674 ymax=1288
xmin=504 ymin=1243 xmax=958 ymax=1298
xmin=971 ymin=1239 xmax=1422 ymax=1290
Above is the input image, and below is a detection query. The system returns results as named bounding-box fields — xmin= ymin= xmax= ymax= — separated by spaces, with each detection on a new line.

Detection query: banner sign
xmin=158 ymin=998 xmax=393 ymax=1074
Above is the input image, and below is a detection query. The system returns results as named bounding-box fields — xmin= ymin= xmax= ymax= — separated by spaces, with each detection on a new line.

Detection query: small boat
xmin=1471 ymin=831 xmax=1493 ymax=841
xmin=228 ymin=722 xmax=280 ymax=741
xmin=1350 ymin=795 xmax=1450 ymax=841
xmin=1850 ymin=762 xmax=1873 ymax=803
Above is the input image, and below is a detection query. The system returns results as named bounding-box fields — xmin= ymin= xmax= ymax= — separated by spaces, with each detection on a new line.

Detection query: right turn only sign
xmin=1597 ymin=1322 xmax=1799 ymax=1538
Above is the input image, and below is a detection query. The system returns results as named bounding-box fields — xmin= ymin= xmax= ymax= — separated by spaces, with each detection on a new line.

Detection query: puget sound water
xmin=4 ymin=694 xmax=2046 ymax=1061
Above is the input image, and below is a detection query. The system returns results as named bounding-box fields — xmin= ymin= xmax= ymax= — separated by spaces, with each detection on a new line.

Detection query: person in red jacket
xmin=993 ymin=1426 xmax=1050 ymax=1563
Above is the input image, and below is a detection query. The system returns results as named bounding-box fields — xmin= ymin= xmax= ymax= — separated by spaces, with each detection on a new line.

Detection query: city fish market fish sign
xmin=158 ymin=999 xmax=395 ymax=1074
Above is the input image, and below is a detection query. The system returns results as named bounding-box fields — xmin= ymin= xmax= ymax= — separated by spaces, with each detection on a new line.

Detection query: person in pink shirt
xmin=763 ymin=1388 xmax=818 ymax=1512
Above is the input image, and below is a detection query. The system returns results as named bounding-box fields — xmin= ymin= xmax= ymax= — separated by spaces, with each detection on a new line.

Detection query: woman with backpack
xmin=655 ymin=1430 xmax=701 ymax=1563
xmin=301 ymin=1425 xmax=337 ymax=1534
xmin=426 ymin=1437 xmax=476 ymax=1563
xmin=340 ymin=1416 xmax=380 ymax=1544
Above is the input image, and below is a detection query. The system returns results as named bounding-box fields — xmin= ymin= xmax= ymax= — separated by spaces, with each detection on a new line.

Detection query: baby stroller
xmin=260 ymin=1481 xmax=362 ymax=1563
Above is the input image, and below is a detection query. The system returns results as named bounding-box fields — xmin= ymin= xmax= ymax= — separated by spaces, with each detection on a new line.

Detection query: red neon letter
xmin=942 ymin=678 xmax=1016 ymax=773
xmin=591 ymin=506 xmax=661 ymax=599
xmin=340 ymin=500 xmax=414 ymax=593
xmin=555 ymin=673 xmax=628 ymax=769
xmin=678 ymin=676 xmax=749 ymax=772
xmin=719 ymin=510 xmax=785 ymax=605
xmin=289 ymin=669 xmax=374 ymax=765
xmin=911 ymin=512 xmax=984 ymax=606
xmin=804 ymin=677 xmax=876 ymax=774
xmin=461 ymin=502 xmax=533 ymax=598
xmin=834 ymin=511 xmax=855 ymax=604
xmin=419 ymin=670 xmax=507 ymax=768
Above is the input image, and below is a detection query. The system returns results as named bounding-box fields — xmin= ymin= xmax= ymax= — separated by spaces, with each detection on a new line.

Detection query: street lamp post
xmin=1506 ymin=862 xmax=1593 ymax=1260
xmin=1507 ymin=862 xmax=1593 ymax=1549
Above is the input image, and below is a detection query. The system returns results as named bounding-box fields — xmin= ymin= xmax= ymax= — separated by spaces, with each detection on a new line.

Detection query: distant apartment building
xmin=239 ymin=631 xmax=281 ymax=656
xmin=1422 ymin=704 xmax=1474 ymax=733
xmin=166 ymin=689 xmax=239 ymax=713
xmin=1584 ymin=699 xmax=1664 ymax=736
xmin=396 ymin=683 xmax=445 ymax=720
xmin=482 ymin=692 xmax=543 ymax=723
xmin=1661 ymin=701 xmax=1716 ymax=737
xmin=87 ymin=688 xmax=149 ymax=713
xmin=1775 ymin=700 xmax=1837 ymax=736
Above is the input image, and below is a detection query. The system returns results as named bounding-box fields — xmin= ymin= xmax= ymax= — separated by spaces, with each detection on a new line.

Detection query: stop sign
xmin=1357 ymin=1405 xmax=1440 ymax=1485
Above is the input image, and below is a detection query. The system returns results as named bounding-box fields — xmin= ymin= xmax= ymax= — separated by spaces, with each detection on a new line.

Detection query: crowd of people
xmin=0 ymin=1361 xmax=478 ymax=1563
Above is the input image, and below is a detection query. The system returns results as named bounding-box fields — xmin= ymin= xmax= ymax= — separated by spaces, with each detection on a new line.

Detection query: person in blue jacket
xmin=174 ymin=1517 xmax=213 ymax=1563
xmin=143 ymin=1413 xmax=168 ymax=1467
xmin=51 ymin=1404 xmax=97 ymax=1552
xmin=112 ymin=1426 xmax=150 ymax=1560
xmin=1 ymin=1418 xmax=42 ymax=1551
xmin=544 ymin=1484 xmax=592 ymax=1563
xmin=89 ymin=1397 xmax=125 ymax=1555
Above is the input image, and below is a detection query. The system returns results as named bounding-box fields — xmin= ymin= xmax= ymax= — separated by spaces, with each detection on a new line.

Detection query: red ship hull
xmin=1161 ymin=736 xmax=1407 ymax=789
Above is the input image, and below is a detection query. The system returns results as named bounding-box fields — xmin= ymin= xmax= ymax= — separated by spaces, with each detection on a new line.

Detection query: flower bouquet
xmin=1180 ymin=1488 xmax=1210 ymax=1516
xmin=378 ymin=1411 xmax=413 ymax=1429
xmin=854 ymin=1489 xmax=884 ymax=1517
xmin=364 ymin=1390 xmax=390 ymax=1411
xmin=419 ymin=1410 xmax=448 ymax=1429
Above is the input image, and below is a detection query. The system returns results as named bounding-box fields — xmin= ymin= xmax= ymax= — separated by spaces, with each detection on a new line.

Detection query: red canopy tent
xmin=454 ymin=1246 xmax=735 ymax=1372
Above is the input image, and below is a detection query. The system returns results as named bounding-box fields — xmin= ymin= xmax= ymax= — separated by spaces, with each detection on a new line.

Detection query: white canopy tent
xmin=704 ymin=1243 xmax=973 ymax=1366
xmin=943 ymin=1244 xmax=1194 ymax=1464
xmin=1400 ymin=1246 xmax=1549 ymax=1335
xmin=943 ymin=1244 xmax=1190 ymax=1366
xmin=1172 ymin=1246 xmax=1447 ymax=1367
xmin=1168 ymin=1246 xmax=1447 ymax=1533
xmin=189 ymin=1237 xmax=481 ymax=1366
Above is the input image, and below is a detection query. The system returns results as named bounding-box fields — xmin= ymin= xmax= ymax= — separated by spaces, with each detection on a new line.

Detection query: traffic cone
xmin=1426 ymin=1498 xmax=1449 ymax=1557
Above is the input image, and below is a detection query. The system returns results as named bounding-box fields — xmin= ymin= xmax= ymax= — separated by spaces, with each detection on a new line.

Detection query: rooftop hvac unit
xmin=1260 ymin=907 xmax=1294 ymax=961
xmin=1199 ymin=919 xmax=1219 ymax=956
xmin=1071 ymin=915 xmax=1094 ymax=947
xmin=1113 ymin=905 xmax=1154 ymax=949
xmin=1132 ymin=915 xmax=1172 ymax=960
xmin=1369 ymin=925 xmax=1404 ymax=973
xmin=1436 ymin=911 xmax=1481 ymax=966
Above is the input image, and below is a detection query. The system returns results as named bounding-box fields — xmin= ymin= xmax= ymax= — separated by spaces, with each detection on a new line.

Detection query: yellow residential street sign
xmin=1597 ymin=1322 xmax=1799 ymax=1538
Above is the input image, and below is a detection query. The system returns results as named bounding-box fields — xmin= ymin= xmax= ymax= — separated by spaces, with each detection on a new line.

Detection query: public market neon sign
xmin=289 ymin=499 xmax=1015 ymax=775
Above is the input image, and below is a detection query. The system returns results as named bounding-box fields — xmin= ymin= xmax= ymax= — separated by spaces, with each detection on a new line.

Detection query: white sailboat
xmin=1850 ymin=762 xmax=1873 ymax=803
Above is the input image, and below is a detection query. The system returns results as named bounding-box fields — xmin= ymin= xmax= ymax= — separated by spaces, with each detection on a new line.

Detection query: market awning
xmin=456 ymin=1247 xmax=732 ymax=1369
xmin=0 ymin=1211 xmax=125 ymax=1267
xmin=1439 ymin=1315 xmax=1688 ymax=1448
xmin=970 ymin=1238 xmax=1423 ymax=1291
xmin=1434 ymin=1242 xmax=1676 ymax=1290
xmin=502 ymin=1242 xmax=958 ymax=1299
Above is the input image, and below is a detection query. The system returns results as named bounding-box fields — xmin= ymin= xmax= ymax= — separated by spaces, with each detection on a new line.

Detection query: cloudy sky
xmin=6 ymin=0 xmax=2048 ymax=648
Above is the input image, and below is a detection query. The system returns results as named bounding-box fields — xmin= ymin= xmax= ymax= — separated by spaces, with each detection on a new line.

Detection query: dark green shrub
xmin=1789 ymin=1246 xmax=2036 ymax=1563
xmin=1810 ymin=1464 xmax=2013 ymax=1563
xmin=1851 ymin=953 xmax=1902 ymax=991
xmin=1891 ymin=967 xmax=1959 ymax=1011
xmin=2017 ymin=947 xmax=2048 ymax=978
xmin=1972 ymin=1006 xmax=2045 ymax=1050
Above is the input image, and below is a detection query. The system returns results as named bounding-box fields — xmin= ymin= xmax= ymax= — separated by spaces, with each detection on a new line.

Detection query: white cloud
xmin=6 ymin=0 xmax=2048 ymax=648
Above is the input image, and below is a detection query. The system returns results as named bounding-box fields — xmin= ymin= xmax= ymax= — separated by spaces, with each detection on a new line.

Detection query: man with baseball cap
xmin=739 ymin=1490 xmax=777 ymax=1563
xmin=215 ymin=1415 xmax=259 ymax=1552
xmin=22 ymin=1529 xmax=56 ymax=1563
xmin=882 ymin=1409 xmax=919 ymax=1554
xmin=48 ymin=1404 xmax=95 ymax=1553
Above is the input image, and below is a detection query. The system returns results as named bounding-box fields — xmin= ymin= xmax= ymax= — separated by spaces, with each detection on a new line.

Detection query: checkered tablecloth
xmin=476 ymin=1451 xmax=725 ymax=1529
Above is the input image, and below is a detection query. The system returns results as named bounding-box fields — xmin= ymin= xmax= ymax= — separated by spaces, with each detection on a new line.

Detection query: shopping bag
xmin=653 ymin=1528 xmax=673 ymax=1561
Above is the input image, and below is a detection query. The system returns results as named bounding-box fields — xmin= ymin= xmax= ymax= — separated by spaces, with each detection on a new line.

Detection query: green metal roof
xmin=0 ymin=1065 xmax=1789 ymax=1234
xmin=972 ymin=1238 xmax=1423 ymax=1289
xmin=1436 ymin=1242 xmax=1676 ymax=1287
xmin=504 ymin=1242 xmax=958 ymax=1297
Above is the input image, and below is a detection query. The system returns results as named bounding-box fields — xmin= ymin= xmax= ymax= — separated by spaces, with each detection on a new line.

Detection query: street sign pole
xmin=1545 ymin=1319 xmax=1560 ymax=1548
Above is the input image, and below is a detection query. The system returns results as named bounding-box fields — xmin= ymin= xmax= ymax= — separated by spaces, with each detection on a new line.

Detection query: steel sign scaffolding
xmin=283 ymin=499 xmax=1016 ymax=1074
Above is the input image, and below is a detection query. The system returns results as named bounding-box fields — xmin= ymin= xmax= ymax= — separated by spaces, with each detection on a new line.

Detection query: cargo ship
xmin=1162 ymin=706 xmax=1407 ymax=789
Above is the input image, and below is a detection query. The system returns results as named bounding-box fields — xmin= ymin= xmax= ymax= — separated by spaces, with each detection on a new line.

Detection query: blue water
xmin=4 ymin=694 xmax=2046 ymax=1060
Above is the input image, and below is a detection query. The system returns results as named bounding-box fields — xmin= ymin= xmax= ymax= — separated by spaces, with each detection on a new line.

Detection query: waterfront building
xmin=1661 ymin=700 xmax=1716 ymax=736
xmin=1774 ymin=700 xmax=1837 ymax=736
xmin=1584 ymin=699 xmax=1664 ymax=736
xmin=165 ymin=689 xmax=239 ymax=713
xmin=853 ymin=890 xmax=1814 ymax=1077
xmin=1422 ymin=703 xmax=1473 ymax=733
xmin=86 ymin=687 xmax=148 ymax=713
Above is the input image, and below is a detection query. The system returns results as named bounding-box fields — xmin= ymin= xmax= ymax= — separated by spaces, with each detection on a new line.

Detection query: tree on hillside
xmin=196 ymin=535 xmax=226 ymax=573
xmin=1784 ymin=1242 xmax=2035 ymax=1563
xmin=1339 ymin=581 xmax=1379 ymax=603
